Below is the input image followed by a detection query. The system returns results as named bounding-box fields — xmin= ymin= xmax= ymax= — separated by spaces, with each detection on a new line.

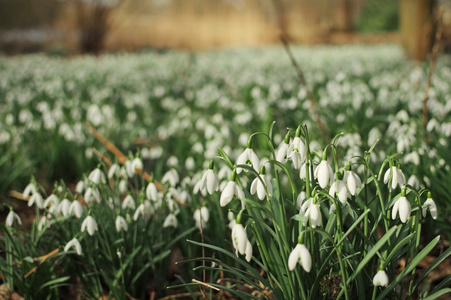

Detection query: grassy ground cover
xmin=0 ymin=44 xmax=450 ymax=299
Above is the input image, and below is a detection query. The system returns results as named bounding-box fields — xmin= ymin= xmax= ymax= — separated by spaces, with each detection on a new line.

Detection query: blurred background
xmin=0 ymin=0 xmax=450 ymax=60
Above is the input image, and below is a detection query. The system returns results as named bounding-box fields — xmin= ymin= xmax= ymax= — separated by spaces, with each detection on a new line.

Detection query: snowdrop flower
xmin=193 ymin=207 xmax=210 ymax=229
xmin=70 ymin=201 xmax=83 ymax=219
xmin=23 ymin=182 xmax=37 ymax=197
xmin=422 ymin=192 xmax=437 ymax=220
xmin=407 ymin=175 xmax=420 ymax=190
xmin=28 ymin=193 xmax=44 ymax=209
xmin=299 ymin=197 xmax=312 ymax=214
xmin=6 ymin=209 xmax=22 ymax=227
xmin=236 ymin=143 xmax=260 ymax=174
xmin=373 ymin=270 xmax=389 ymax=287
xmin=125 ymin=157 xmax=143 ymax=177
xmin=84 ymin=187 xmax=100 ymax=205
xmin=121 ymin=194 xmax=135 ymax=210
xmin=244 ymin=240 xmax=253 ymax=262
xmin=288 ymin=129 xmax=306 ymax=169
xmin=276 ymin=133 xmax=291 ymax=163
xmin=231 ymin=223 xmax=248 ymax=256
xmin=250 ymin=166 xmax=272 ymax=201
xmin=329 ymin=173 xmax=348 ymax=204
xmin=199 ymin=161 xmax=219 ymax=194
xmin=163 ymin=213 xmax=178 ymax=228
xmin=314 ymin=159 xmax=333 ymax=189
xmin=119 ymin=179 xmax=128 ymax=194
xmin=108 ymin=163 xmax=120 ymax=179
xmin=303 ymin=201 xmax=322 ymax=228
xmin=88 ymin=168 xmax=106 ymax=185
xmin=288 ymin=243 xmax=312 ymax=272
xmin=299 ymin=162 xmax=313 ymax=181
xmin=43 ymin=194 xmax=60 ymax=213
xmin=133 ymin=201 xmax=146 ymax=221
xmin=162 ymin=169 xmax=179 ymax=186
xmin=38 ymin=215 xmax=50 ymax=231
xmin=384 ymin=165 xmax=406 ymax=190
xmin=296 ymin=191 xmax=307 ymax=208
xmin=220 ymin=170 xmax=245 ymax=207
xmin=75 ymin=180 xmax=85 ymax=194
xmin=64 ymin=238 xmax=82 ymax=256
xmin=81 ymin=215 xmax=98 ymax=235
xmin=58 ymin=198 xmax=71 ymax=217
xmin=146 ymin=182 xmax=159 ymax=201
xmin=115 ymin=215 xmax=128 ymax=232
xmin=391 ymin=189 xmax=411 ymax=223
xmin=343 ymin=166 xmax=361 ymax=196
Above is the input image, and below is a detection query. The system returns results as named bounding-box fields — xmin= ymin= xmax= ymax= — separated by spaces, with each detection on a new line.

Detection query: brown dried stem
xmin=280 ymin=33 xmax=328 ymax=140
xmin=422 ymin=7 xmax=444 ymax=129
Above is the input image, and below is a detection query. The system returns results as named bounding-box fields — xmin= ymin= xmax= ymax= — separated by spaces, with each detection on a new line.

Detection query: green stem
xmin=333 ymin=197 xmax=349 ymax=300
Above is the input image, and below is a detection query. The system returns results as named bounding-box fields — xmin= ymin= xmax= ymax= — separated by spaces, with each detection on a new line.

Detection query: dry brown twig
xmin=279 ymin=32 xmax=328 ymax=140
xmin=84 ymin=122 xmax=187 ymax=207
xmin=422 ymin=7 xmax=444 ymax=129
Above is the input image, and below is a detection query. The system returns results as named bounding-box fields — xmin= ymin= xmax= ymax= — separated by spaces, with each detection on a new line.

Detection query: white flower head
xmin=84 ymin=187 xmax=100 ymax=205
xmin=422 ymin=193 xmax=437 ymax=220
xmin=303 ymin=202 xmax=322 ymax=228
xmin=162 ymin=169 xmax=179 ymax=187
xmin=121 ymin=194 xmax=135 ymax=210
xmin=296 ymin=191 xmax=307 ymax=209
xmin=163 ymin=213 xmax=178 ymax=228
xmin=220 ymin=170 xmax=245 ymax=207
xmin=276 ymin=135 xmax=290 ymax=164
xmin=391 ymin=192 xmax=411 ymax=223
xmin=329 ymin=176 xmax=348 ymax=204
xmin=288 ymin=243 xmax=312 ymax=272
xmin=81 ymin=215 xmax=98 ymax=235
xmin=314 ymin=160 xmax=333 ymax=189
xmin=108 ymin=163 xmax=120 ymax=179
xmin=236 ymin=146 xmax=260 ymax=174
xmin=194 ymin=207 xmax=210 ymax=229
xmin=231 ymin=223 xmax=248 ymax=256
xmin=115 ymin=215 xmax=128 ymax=232
xmin=384 ymin=165 xmax=406 ymax=190
xmin=250 ymin=169 xmax=272 ymax=201
xmin=58 ymin=198 xmax=71 ymax=217
xmin=28 ymin=193 xmax=44 ymax=209
xmin=373 ymin=270 xmax=389 ymax=287
xmin=6 ymin=209 xmax=22 ymax=227
xmin=146 ymin=182 xmax=159 ymax=201
xmin=343 ymin=167 xmax=361 ymax=196
xmin=288 ymin=135 xmax=306 ymax=169
xmin=64 ymin=238 xmax=82 ymax=256
xmin=23 ymin=182 xmax=37 ymax=197
xmin=200 ymin=162 xmax=220 ymax=195
xmin=88 ymin=168 xmax=106 ymax=185
xmin=70 ymin=201 xmax=83 ymax=219
xmin=244 ymin=240 xmax=253 ymax=262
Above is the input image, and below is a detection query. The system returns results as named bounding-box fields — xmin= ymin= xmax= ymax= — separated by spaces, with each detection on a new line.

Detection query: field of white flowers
xmin=0 ymin=44 xmax=450 ymax=299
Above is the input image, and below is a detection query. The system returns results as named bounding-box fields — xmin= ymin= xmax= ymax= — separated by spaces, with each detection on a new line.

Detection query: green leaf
xmin=413 ymin=246 xmax=451 ymax=291
xmin=421 ymin=288 xmax=451 ymax=300
xmin=376 ymin=236 xmax=441 ymax=300
xmin=348 ymin=225 xmax=397 ymax=283
xmin=36 ymin=276 xmax=71 ymax=293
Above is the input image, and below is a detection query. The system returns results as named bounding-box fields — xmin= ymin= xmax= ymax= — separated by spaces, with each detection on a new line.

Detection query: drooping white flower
xmin=44 ymin=194 xmax=60 ymax=213
xmin=81 ymin=215 xmax=98 ymax=235
xmin=299 ymin=197 xmax=312 ymax=214
xmin=236 ymin=147 xmax=260 ymax=174
xmin=162 ymin=169 xmax=179 ymax=187
xmin=407 ymin=175 xmax=420 ymax=190
xmin=314 ymin=160 xmax=333 ymax=189
xmin=6 ymin=209 xmax=22 ymax=227
xmin=343 ymin=169 xmax=361 ymax=196
xmin=58 ymin=198 xmax=72 ymax=217
xmin=38 ymin=215 xmax=50 ymax=231
xmin=115 ymin=215 xmax=128 ymax=232
xmin=329 ymin=179 xmax=348 ymax=204
xmin=84 ymin=187 xmax=100 ymax=205
xmin=28 ymin=193 xmax=44 ymax=209
xmin=288 ymin=243 xmax=312 ymax=272
xmin=75 ymin=180 xmax=85 ymax=194
xmin=288 ymin=136 xmax=306 ymax=169
xmin=163 ymin=213 xmax=178 ymax=228
xmin=303 ymin=203 xmax=322 ymax=228
xmin=220 ymin=180 xmax=245 ymax=207
xmin=300 ymin=162 xmax=313 ymax=181
xmin=70 ymin=201 xmax=83 ymax=219
xmin=121 ymin=194 xmax=135 ymax=210
xmin=108 ymin=163 xmax=120 ymax=179
xmin=64 ymin=238 xmax=82 ymax=255
xmin=250 ymin=174 xmax=272 ymax=201
xmin=391 ymin=194 xmax=411 ymax=223
xmin=276 ymin=138 xmax=290 ymax=164
xmin=199 ymin=169 xmax=219 ymax=195
xmin=373 ymin=270 xmax=389 ymax=287
xmin=288 ymin=150 xmax=303 ymax=169
xmin=119 ymin=179 xmax=128 ymax=194
xmin=231 ymin=223 xmax=248 ymax=256
xmin=422 ymin=193 xmax=437 ymax=220
xmin=193 ymin=207 xmax=210 ymax=229
xmin=244 ymin=240 xmax=253 ymax=262
xmin=23 ymin=182 xmax=37 ymax=197
xmin=88 ymin=168 xmax=106 ymax=185
xmin=296 ymin=191 xmax=307 ymax=208
xmin=384 ymin=166 xmax=406 ymax=190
